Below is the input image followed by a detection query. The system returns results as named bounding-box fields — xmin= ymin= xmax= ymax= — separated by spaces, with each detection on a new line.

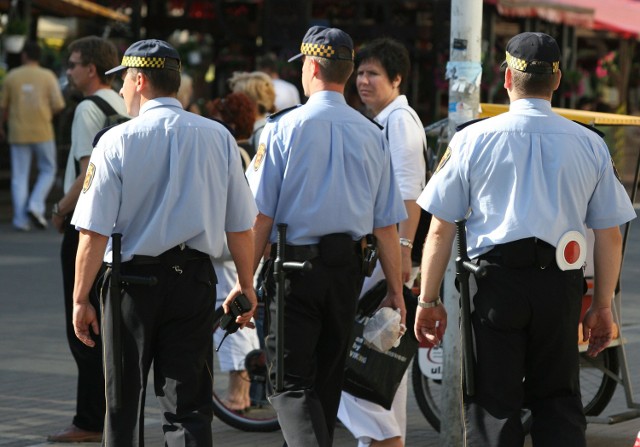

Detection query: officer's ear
xmin=553 ymin=69 xmax=562 ymax=92
xmin=504 ymin=66 xmax=513 ymax=91
xmin=309 ymin=57 xmax=321 ymax=78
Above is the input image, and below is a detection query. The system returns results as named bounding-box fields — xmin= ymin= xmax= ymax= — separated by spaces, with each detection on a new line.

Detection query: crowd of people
xmin=0 ymin=25 xmax=634 ymax=447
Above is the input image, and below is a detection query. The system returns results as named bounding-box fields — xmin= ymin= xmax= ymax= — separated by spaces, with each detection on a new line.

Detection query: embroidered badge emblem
xmin=435 ymin=147 xmax=451 ymax=174
xmin=83 ymin=162 xmax=96 ymax=193
xmin=254 ymin=143 xmax=266 ymax=171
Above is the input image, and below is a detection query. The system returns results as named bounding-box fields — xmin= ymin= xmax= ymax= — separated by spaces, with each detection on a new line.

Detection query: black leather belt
xmin=270 ymin=243 xmax=320 ymax=262
xmin=126 ymin=245 xmax=209 ymax=265
xmin=480 ymin=237 xmax=556 ymax=269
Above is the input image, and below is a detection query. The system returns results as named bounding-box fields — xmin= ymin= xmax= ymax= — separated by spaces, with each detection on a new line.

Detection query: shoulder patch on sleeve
xmin=572 ymin=120 xmax=605 ymax=138
xmin=611 ymin=158 xmax=622 ymax=183
xmin=82 ymin=162 xmax=96 ymax=193
xmin=455 ymin=117 xmax=487 ymax=132
xmin=267 ymin=105 xmax=300 ymax=122
xmin=253 ymin=143 xmax=266 ymax=171
xmin=434 ymin=147 xmax=452 ymax=174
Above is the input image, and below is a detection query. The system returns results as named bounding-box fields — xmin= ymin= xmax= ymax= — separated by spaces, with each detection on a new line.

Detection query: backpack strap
xmin=84 ymin=95 xmax=118 ymax=117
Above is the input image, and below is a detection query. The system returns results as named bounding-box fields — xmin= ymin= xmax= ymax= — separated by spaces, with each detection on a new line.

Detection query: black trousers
xmin=101 ymin=258 xmax=216 ymax=447
xmin=60 ymin=218 xmax=105 ymax=432
xmin=464 ymin=260 xmax=586 ymax=447
xmin=265 ymin=249 xmax=363 ymax=447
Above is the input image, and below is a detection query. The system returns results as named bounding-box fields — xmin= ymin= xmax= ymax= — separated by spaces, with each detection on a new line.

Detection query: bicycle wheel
xmin=580 ymin=347 xmax=619 ymax=416
xmin=411 ymin=348 xmax=618 ymax=431
xmin=411 ymin=359 xmax=442 ymax=432
xmin=212 ymin=320 xmax=280 ymax=432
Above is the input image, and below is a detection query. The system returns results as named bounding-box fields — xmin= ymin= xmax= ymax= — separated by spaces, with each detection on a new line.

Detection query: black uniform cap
xmin=500 ymin=32 xmax=561 ymax=74
xmin=105 ymin=39 xmax=181 ymax=75
xmin=288 ymin=26 xmax=354 ymax=62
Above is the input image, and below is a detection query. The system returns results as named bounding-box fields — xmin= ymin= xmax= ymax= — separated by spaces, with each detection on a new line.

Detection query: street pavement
xmin=1 ymin=208 xmax=640 ymax=446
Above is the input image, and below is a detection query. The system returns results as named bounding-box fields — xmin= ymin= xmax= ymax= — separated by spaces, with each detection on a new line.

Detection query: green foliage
xmin=5 ymin=18 xmax=27 ymax=36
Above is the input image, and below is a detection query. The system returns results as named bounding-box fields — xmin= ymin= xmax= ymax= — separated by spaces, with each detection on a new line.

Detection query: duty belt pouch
xmin=319 ymin=233 xmax=354 ymax=267
xmin=361 ymin=234 xmax=379 ymax=277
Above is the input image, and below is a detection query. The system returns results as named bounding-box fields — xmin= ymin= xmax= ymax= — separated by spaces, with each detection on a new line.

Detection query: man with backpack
xmin=48 ymin=36 xmax=128 ymax=443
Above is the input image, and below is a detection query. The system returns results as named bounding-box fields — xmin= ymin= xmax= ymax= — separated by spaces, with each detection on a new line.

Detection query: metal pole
xmin=442 ymin=0 xmax=483 ymax=444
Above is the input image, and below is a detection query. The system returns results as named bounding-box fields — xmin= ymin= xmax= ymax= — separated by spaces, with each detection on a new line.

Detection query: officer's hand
xmin=415 ymin=305 xmax=447 ymax=347
xmin=223 ymin=286 xmax=258 ymax=329
xmin=377 ymin=290 xmax=407 ymax=326
xmin=73 ymin=301 xmax=100 ymax=347
xmin=582 ymin=306 xmax=614 ymax=357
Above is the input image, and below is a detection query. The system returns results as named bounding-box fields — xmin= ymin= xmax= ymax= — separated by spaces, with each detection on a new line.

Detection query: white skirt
xmin=338 ymin=369 xmax=408 ymax=446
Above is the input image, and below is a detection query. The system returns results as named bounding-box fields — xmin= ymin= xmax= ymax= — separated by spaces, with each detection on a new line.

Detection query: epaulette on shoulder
xmin=365 ymin=114 xmax=384 ymax=130
xmin=455 ymin=117 xmax=488 ymax=132
xmin=267 ymin=104 xmax=300 ymax=122
xmin=573 ymin=120 xmax=605 ymax=138
xmin=92 ymin=124 xmax=119 ymax=148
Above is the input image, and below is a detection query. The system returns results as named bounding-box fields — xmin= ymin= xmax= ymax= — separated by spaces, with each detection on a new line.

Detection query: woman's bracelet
xmin=399 ymin=237 xmax=413 ymax=249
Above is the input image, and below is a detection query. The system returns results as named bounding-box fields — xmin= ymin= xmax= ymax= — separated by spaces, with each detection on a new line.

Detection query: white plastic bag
xmin=362 ymin=307 xmax=406 ymax=352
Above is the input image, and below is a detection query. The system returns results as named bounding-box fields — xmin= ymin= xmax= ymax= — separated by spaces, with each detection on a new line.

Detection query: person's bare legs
xmin=371 ymin=437 xmax=403 ymax=447
xmin=223 ymin=370 xmax=251 ymax=411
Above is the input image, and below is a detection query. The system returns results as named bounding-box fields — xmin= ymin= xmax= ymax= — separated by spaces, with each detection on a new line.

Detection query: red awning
xmin=494 ymin=0 xmax=640 ymax=38
xmin=495 ymin=0 xmax=594 ymax=28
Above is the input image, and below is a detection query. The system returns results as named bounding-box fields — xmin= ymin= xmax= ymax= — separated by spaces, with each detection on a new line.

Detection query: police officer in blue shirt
xmin=71 ymin=39 xmax=258 ymax=447
xmin=243 ymin=26 xmax=407 ymax=446
xmin=415 ymin=32 xmax=636 ymax=447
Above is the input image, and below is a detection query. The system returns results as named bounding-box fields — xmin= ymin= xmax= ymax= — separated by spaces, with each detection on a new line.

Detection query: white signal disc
xmin=556 ymin=231 xmax=587 ymax=271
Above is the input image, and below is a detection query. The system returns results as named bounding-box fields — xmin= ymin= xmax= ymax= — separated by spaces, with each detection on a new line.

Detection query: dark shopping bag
xmin=342 ymin=280 xmax=418 ymax=410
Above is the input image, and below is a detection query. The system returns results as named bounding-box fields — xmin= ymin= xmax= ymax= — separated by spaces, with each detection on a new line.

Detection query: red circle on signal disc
xmin=564 ymin=240 xmax=581 ymax=264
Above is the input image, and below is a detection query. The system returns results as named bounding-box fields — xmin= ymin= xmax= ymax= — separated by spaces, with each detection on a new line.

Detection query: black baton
xmin=109 ymin=233 xmax=157 ymax=409
xmin=455 ymin=219 xmax=486 ymax=397
xmin=273 ymin=224 xmax=312 ymax=392
xmin=110 ymin=233 xmax=124 ymax=409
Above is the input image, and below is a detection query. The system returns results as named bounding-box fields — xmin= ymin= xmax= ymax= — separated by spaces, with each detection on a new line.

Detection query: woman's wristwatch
xmin=52 ymin=203 xmax=62 ymax=216
xmin=418 ymin=297 xmax=442 ymax=309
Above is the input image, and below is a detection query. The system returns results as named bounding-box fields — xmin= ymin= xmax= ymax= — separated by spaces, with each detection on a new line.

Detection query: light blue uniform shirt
xmin=246 ymin=91 xmax=406 ymax=245
xmin=72 ymin=97 xmax=258 ymax=262
xmin=418 ymin=98 xmax=636 ymax=259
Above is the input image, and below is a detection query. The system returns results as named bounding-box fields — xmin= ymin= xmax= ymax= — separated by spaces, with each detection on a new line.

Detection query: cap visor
xmin=500 ymin=60 xmax=508 ymax=71
xmin=288 ymin=53 xmax=304 ymax=63
xmin=105 ymin=65 xmax=127 ymax=76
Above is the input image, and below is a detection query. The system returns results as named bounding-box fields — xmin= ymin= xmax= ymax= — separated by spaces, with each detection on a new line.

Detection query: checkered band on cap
xmin=122 ymin=55 xmax=173 ymax=70
xmin=301 ymin=42 xmax=335 ymax=58
xmin=506 ymin=51 xmax=559 ymax=73
xmin=300 ymin=42 xmax=354 ymax=60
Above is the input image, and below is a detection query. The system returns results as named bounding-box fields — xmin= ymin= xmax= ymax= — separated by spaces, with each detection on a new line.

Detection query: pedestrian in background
xmin=208 ymin=91 xmax=256 ymax=168
xmin=415 ymin=32 xmax=636 ymax=447
xmin=338 ymin=36 xmax=427 ymax=447
xmin=71 ymin=39 xmax=257 ymax=446
xmin=0 ymin=41 xmax=65 ymax=231
xmin=46 ymin=36 xmax=127 ymax=444
xmin=256 ymin=52 xmax=301 ymax=112
xmin=244 ymin=26 xmax=407 ymax=446
xmin=227 ymin=70 xmax=275 ymax=158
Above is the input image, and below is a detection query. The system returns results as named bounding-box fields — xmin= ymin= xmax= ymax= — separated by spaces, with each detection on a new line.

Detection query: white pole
xmin=441 ymin=0 xmax=483 ymax=445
